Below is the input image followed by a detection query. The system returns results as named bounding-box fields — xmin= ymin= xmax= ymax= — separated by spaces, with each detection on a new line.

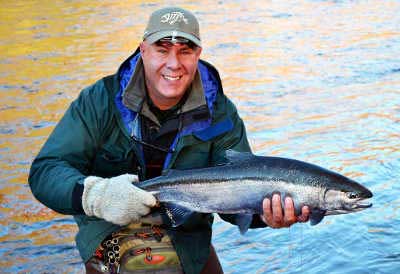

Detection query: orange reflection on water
xmin=1 ymin=0 xmax=400 ymax=272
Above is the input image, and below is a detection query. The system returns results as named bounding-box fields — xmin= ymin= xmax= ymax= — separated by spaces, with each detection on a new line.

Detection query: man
xmin=29 ymin=7 xmax=309 ymax=274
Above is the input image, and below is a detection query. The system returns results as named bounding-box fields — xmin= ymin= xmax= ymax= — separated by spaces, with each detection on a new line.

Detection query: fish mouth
xmin=326 ymin=198 xmax=372 ymax=215
xmin=345 ymin=197 xmax=373 ymax=212
xmin=354 ymin=201 xmax=373 ymax=209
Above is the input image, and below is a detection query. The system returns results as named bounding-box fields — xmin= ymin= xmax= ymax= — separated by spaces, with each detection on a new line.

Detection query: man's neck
xmin=146 ymin=92 xmax=183 ymax=110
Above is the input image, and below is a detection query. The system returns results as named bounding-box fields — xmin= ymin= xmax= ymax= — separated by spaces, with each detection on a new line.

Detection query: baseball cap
xmin=143 ymin=7 xmax=201 ymax=47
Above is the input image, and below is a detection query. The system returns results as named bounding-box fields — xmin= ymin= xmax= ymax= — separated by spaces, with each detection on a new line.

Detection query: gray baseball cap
xmin=143 ymin=7 xmax=201 ymax=47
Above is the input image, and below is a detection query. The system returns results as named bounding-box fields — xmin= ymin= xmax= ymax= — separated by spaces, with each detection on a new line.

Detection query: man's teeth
xmin=163 ymin=75 xmax=181 ymax=81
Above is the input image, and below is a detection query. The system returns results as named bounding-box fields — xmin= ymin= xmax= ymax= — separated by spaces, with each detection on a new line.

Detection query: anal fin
xmin=235 ymin=214 xmax=253 ymax=234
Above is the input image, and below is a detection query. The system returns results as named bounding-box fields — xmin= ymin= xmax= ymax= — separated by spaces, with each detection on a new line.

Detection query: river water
xmin=1 ymin=1 xmax=399 ymax=273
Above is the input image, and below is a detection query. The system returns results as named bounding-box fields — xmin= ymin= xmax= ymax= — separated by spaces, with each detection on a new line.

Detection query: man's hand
xmin=82 ymin=174 xmax=157 ymax=225
xmin=260 ymin=194 xmax=310 ymax=228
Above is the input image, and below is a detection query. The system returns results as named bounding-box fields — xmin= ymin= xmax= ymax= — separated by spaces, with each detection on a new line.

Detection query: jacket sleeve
xmin=210 ymin=95 xmax=267 ymax=229
xmin=28 ymin=81 xmax=111 ymax=215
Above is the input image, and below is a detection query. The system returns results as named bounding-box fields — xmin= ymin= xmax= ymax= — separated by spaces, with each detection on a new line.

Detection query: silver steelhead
xmin=137 ymin=150 xmax=373 ymax=233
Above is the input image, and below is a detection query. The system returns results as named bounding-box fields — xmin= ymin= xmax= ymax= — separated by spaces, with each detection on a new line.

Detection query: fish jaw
xmin=325 ymin=197 xmax=372 ymax=215
xmin=323 ymin=188 xmax=373 ymax=216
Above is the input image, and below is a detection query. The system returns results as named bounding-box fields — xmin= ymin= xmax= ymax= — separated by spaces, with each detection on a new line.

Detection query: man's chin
xmin=158 ymin=87 xmax=187 ymax=99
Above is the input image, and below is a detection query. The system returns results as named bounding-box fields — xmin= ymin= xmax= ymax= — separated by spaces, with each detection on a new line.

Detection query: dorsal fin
xmin=225 ymin=149 xmax=255 ymax=164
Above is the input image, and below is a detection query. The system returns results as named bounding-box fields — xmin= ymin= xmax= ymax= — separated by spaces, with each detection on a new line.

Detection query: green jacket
xmin=29 ymin=52 xmax=258 ymax=273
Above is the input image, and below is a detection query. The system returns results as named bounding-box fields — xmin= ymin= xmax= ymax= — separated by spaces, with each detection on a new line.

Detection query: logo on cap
xmin=160 ymin=12 xmax=188 ymax=25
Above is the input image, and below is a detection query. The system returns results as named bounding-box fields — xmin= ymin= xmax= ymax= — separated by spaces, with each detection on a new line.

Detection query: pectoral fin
xmin=310 ymin=209 xmax=326 ymax=226
xmin=163 ymin=203 xmax=194 ymax=227
xmin=235 ymin=214 xmax=253 ymax=234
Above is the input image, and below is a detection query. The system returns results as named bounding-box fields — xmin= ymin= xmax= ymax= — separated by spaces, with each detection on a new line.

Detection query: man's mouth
xmin=162 ymin=74 xmax=182 ymax=81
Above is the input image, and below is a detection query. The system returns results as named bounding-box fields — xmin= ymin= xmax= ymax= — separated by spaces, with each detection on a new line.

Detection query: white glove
xmin=82 ymin=174 xmax=157 ymax=225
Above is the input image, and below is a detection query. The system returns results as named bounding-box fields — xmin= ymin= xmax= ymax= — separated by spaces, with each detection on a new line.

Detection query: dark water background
xmin=1 ymin=1 xmax=399 ymax=273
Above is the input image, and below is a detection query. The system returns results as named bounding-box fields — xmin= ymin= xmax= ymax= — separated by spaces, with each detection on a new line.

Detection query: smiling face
xmin=140 ymin=39 xmax=202 ymax=110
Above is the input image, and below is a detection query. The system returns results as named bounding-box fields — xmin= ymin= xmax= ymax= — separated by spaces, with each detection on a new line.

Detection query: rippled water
xmin=1 ymin=1 xmax=399 ymax=273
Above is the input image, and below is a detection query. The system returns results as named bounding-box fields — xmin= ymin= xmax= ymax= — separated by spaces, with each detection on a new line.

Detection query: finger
xmin=262 ymin=197 xmax=273 ymax=224
xmin=283 ymin=197 xmax=296 ymax=225
xmin=272 ymin=194 xmax=283 ymax=225
xmin=138 ymin=189 xmax=157 ymax=207
xmin=138 ymin=204 xmax=152 ymax=216
xmin=297 ymin=205 xmax=310 ymax=222
xmin=143 ymin=194 xmax=157 ymax=207
xmin=124 ymin=174 xmax=139 ymax=183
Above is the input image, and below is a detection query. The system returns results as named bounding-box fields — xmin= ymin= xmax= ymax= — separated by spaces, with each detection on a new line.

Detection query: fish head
xmin=323 ymin=178 xmax=373 ymax=215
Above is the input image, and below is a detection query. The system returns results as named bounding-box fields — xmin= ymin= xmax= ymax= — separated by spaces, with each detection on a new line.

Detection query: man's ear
xmin=139 ymin=41 xmax=146 ymax=55
xmin=195 ymin=46 xmax=202 ymax=58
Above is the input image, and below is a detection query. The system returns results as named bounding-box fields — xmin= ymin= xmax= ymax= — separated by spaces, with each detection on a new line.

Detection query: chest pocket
xmin=91 ymin=143 xmax=137 ymax=178
xmin=173 ymin=142 xmax=211 ymax=169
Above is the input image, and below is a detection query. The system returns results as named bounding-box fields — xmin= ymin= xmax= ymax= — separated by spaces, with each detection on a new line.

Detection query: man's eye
xmin=181 ymin=50 xmax=193 ymax=55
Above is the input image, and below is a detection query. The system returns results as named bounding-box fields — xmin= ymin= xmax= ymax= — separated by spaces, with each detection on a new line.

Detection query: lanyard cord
xmin=131 ymin=134 xmax=173 ymax=154
xmin=130 ymin=105 xmax=182 ymax=154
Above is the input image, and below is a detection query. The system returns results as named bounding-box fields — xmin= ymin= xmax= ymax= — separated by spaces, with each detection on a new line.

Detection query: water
xmin=1 ymin=1 xmax=399 ymax=273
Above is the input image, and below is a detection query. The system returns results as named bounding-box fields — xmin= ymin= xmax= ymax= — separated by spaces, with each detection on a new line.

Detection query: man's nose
xmin=165 ymin=51 xmax=181 ymax=70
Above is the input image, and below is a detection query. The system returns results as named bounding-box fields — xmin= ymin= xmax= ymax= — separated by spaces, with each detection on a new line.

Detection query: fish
xmin=136 ymin=150 xmax=373 ymax=233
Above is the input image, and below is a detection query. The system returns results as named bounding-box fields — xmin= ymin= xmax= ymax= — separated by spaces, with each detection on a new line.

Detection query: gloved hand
xmin=82 ymin=174 xmax=157 ymax=225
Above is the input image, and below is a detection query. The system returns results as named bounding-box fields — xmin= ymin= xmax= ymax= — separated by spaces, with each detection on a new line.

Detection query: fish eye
xmin=347 ymin=192 xmax=359 ymax=199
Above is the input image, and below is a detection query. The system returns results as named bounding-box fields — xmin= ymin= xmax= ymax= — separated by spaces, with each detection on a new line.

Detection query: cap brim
xmin=145 ymin=30 xmax=201 ymax=47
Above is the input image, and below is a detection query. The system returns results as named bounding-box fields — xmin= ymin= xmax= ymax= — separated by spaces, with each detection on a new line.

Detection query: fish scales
xmin=147 ymin=178 xmax=322 ymax=215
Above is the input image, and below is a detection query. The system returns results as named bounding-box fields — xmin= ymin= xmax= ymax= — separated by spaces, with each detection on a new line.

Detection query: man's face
xmin=140 ymin=39 xmax=202 ymax=110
